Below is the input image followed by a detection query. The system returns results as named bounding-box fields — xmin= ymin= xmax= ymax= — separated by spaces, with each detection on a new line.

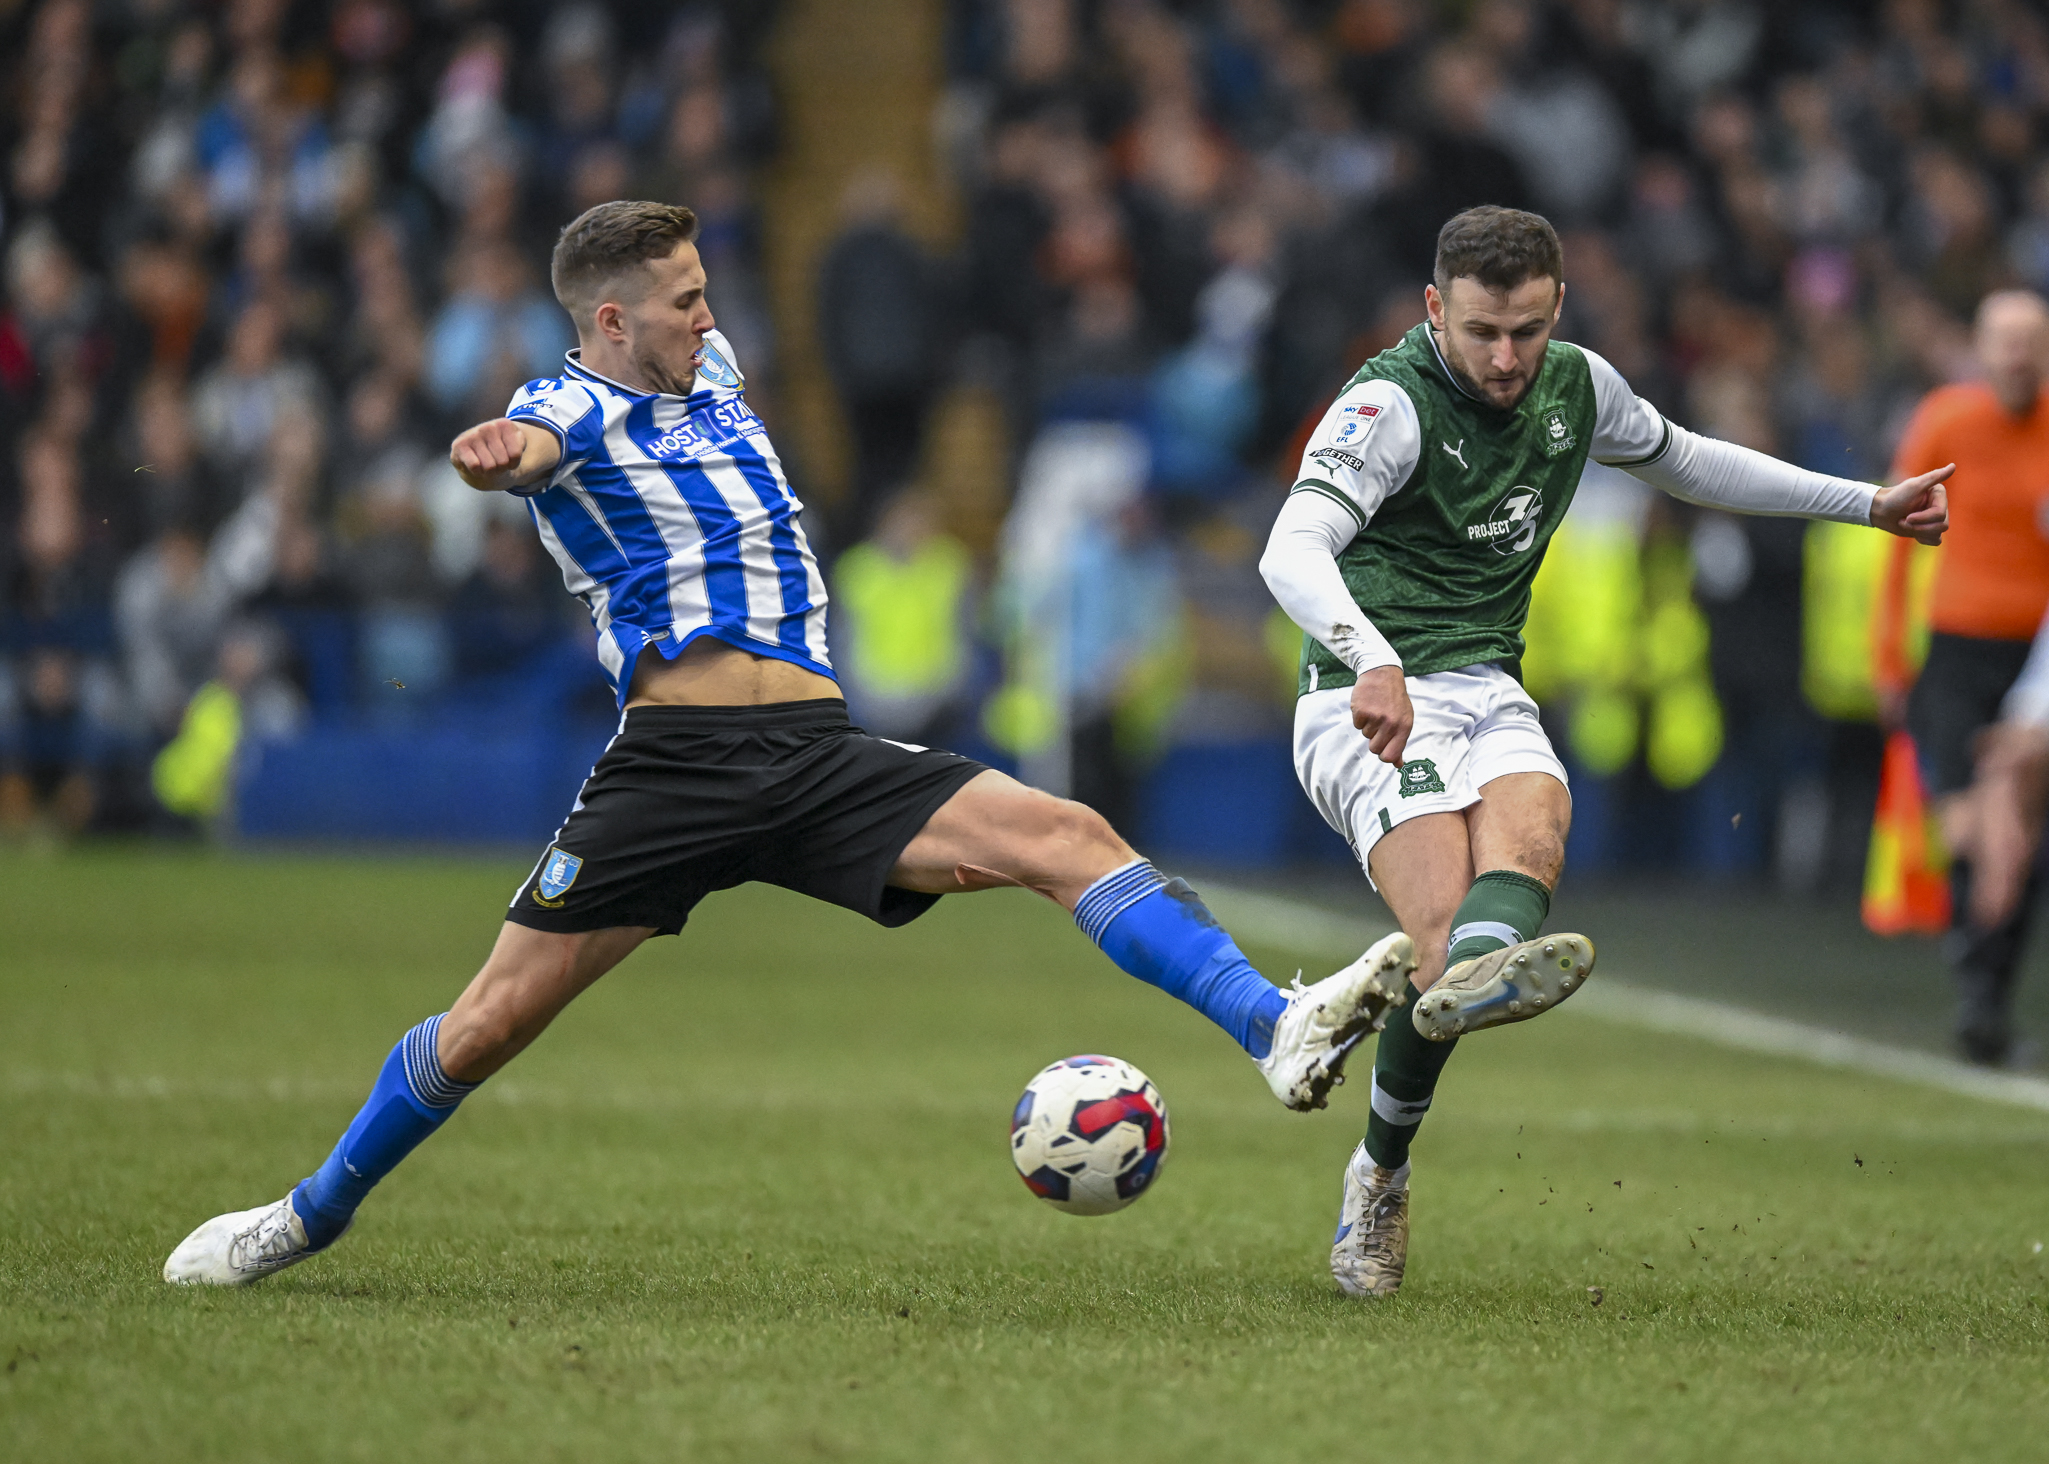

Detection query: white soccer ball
xmin=1009 ymin=1055 xmax=1171 ymax=1216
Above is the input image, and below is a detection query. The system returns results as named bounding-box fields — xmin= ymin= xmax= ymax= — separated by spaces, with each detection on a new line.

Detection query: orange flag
xmin=1862 ymin=730 xmax=1952 ymax=936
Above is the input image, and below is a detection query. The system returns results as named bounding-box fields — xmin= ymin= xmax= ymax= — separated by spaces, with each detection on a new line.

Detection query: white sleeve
xmin=2004 ymin=609 xmax=2049 ymax=726
xmin=1580 ymin=347 xmax=1875 ymax=524
xmin=502 ymin=378 xmax=600 ymax=497
xmin=1259 ymin=485 xmax=1403 ymax=676
xmin=504 ymin=379 xmax=600 ymax=448
xmin=1289 ymin=379 xmax=1423 ymax=529
xmin=1582 ymin=345 xmax=1669 ymax=465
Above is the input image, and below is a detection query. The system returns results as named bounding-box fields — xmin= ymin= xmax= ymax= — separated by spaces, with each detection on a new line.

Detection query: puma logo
xmin=1443 ymin=439 xmax=1468 ymax=470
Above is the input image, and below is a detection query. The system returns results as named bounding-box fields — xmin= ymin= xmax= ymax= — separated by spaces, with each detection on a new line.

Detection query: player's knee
xmin=1517 ymin=829 xmax=1566 ymax=886
xmin=1007 ymin=794 xmax=1131 ymax=890
xmin=1050 ymin=796 xmax=1133 ymax=869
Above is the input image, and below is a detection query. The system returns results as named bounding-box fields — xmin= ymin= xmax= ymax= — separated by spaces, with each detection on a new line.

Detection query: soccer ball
xmin=1009 ymin=1055 xmax=1170 ymax=1216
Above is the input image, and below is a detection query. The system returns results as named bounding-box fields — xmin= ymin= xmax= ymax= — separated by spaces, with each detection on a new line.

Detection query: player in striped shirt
xmin=163 ymin=201 xmax=1418 ymax=1286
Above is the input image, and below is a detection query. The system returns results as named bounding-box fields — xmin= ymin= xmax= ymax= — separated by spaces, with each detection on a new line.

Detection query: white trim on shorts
xmin=1291 ymin=662 xmax=1568 ymax=888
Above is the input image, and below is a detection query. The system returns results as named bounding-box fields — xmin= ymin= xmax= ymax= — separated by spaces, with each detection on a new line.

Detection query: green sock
xmin=1446 ymin=869 xmax=1552 ymax=968
xmin=1363 ymin=1004 xmax=1457 ymax=1172
xmin=1363 ymin=870 xmax=1552 ymax=1172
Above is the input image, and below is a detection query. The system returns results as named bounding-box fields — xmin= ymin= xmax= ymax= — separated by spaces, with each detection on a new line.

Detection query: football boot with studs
xmin=1257 ymin=931 xmax=1416 ymax=1110
xmin=1411 ymin=934 xmax=1594 ymax=1042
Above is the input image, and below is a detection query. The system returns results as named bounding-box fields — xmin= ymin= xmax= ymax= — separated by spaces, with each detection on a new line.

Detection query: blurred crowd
xmin=8 ymin=0 xmax=2049 ymax=883
xmin=817 ymin=0 xmax=2049 ymax=882
xmin=0 ymin=0 xmax=777 ymax=833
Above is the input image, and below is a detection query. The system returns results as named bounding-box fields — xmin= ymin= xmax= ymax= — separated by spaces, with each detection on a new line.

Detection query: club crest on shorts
xmin=1397 ymin=758 xmax=1446 ymax=798
xmin=535 ymin=847 xmax=583 ymax=905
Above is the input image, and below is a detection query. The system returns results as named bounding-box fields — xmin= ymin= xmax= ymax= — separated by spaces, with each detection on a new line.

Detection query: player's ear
xmin=593 ymin=300 xmax=627 ymax=344
xmin=1551 ymin=278 xmax=1566 ymax=325
xmin=1424 ymin=282 xmax=1443 ymax=327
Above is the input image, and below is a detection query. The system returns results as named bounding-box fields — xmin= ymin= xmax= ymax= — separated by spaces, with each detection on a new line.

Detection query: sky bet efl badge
xmin=533 ymin=847 xmax=583 ymax=907
xmin=1331 ymin=402 xmax=1380 ymax=444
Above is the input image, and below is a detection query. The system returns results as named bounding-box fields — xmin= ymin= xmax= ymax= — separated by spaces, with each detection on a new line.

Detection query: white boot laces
xmin=229 ymin=1203 xmax=301 ymax=1272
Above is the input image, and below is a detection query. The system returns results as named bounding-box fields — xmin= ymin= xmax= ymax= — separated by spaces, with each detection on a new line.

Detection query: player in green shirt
xmin=1260 ymin=207 xmax=1953 ymax=1297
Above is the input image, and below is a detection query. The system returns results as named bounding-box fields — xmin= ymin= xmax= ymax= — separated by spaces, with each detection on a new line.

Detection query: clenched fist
xmin=450 ymin=418 xmax=558 ymax=492
xmin=1351 ymin=663 xmax=1413 ymax=766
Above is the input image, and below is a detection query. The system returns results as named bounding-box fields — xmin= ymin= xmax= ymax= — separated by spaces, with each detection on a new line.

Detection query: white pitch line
xmin=1202 ymin=882 xmax=2049 ymax=1115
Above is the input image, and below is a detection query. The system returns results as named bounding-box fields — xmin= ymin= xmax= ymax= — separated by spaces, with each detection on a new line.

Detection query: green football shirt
xmin=1289 ymin=324 xmax=1670 ymax=695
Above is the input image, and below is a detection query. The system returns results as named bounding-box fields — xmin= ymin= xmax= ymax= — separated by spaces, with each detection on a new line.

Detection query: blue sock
xmin=291 ymin=1014 xmax=479 ymax=1248
xmin=1074 ymin=861 xmax=1289 ymax=1058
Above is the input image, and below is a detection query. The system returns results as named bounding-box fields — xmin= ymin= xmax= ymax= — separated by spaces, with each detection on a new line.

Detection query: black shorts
xmin=507 ymin=699 xmax=988 ymax=936
xmin=1908 ymin=632 xmax=2035 ymax=796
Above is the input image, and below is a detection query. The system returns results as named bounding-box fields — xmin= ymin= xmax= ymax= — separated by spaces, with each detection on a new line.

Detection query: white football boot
xmin=1331 ymin=1143 xmax=1409 ymax=1298
xmin=1410 ymin=933 xmax=1595 ymax=1041
xmin=163 ymin=1196 xmax=348 ymax=1286
xmin=1257 ymin=931 xmax=1417 ymax=1110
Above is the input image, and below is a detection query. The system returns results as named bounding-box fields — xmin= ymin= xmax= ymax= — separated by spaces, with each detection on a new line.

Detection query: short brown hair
xmin=1433 ymin=206 xmax=1563 ymax=298
xmin=549 ymin=200 xmax=700 ymax=322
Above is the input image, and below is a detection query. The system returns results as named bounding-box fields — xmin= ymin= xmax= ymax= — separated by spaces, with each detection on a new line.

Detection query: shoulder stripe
xmin=1598 ymin=415 xmax=1674 ymax=470
xmin=1290 ymin=480 xmax=1367 ymax=527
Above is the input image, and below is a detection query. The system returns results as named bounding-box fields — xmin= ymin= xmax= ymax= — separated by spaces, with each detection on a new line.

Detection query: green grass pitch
xmin=3 ymin=847 xmax=2046 ymax=1462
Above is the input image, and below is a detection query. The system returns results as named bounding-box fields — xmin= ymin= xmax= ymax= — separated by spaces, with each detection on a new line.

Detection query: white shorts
xmin=1292 ymin=663 xmax=1568 ymax=885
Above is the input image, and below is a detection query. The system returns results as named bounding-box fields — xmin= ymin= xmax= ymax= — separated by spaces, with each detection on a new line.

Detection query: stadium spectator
xmin=127 ymin=372 xmax=226 ymax=536
xmin=832 ymin=489 xmax=976 ymax=746
xmin=1147 ymin=207 xmax=1279 ymax=494
xmin=1064 ymin=496 xmax=1182 ymax=837
xmin=816 ymin=168 xmax=950 ymax=538
xmin=150 ymin=617 xmax=306 ymax=825
xmin=191 ymin=299 xmax=323 ymax=487
xmin=246 ymin=512 xmax=355 ymax=718
xmin=447 ymin=514 xmax=576 ymax=683
xmin=340 ymin=220 xmax=427 ymax=390
xmin=113 ymin=487 xmax=277 ymax=737
xmin=0 ymin=644 xmax=106 ymax=838
xmin=423 ymin=238 xmax=574 ymax=427
xmin=339 ymin=453 xmax=448 ymax=703
xmin=9 ymin=426 xmax=113 ymax=661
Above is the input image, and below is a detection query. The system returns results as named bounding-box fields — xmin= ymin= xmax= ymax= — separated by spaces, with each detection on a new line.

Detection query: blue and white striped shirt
xmin=503 ymin=331 xmax=832 ymax=705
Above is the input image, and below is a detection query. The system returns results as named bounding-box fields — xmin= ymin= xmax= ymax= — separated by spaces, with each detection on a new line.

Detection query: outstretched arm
xmin=1580 ymin=346 xmax=1949 ymax=543
xmin=449 ymin=418 xmax=562 ymax=494
xmin=1629 ymin=425 xmax=1951 ymax=544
